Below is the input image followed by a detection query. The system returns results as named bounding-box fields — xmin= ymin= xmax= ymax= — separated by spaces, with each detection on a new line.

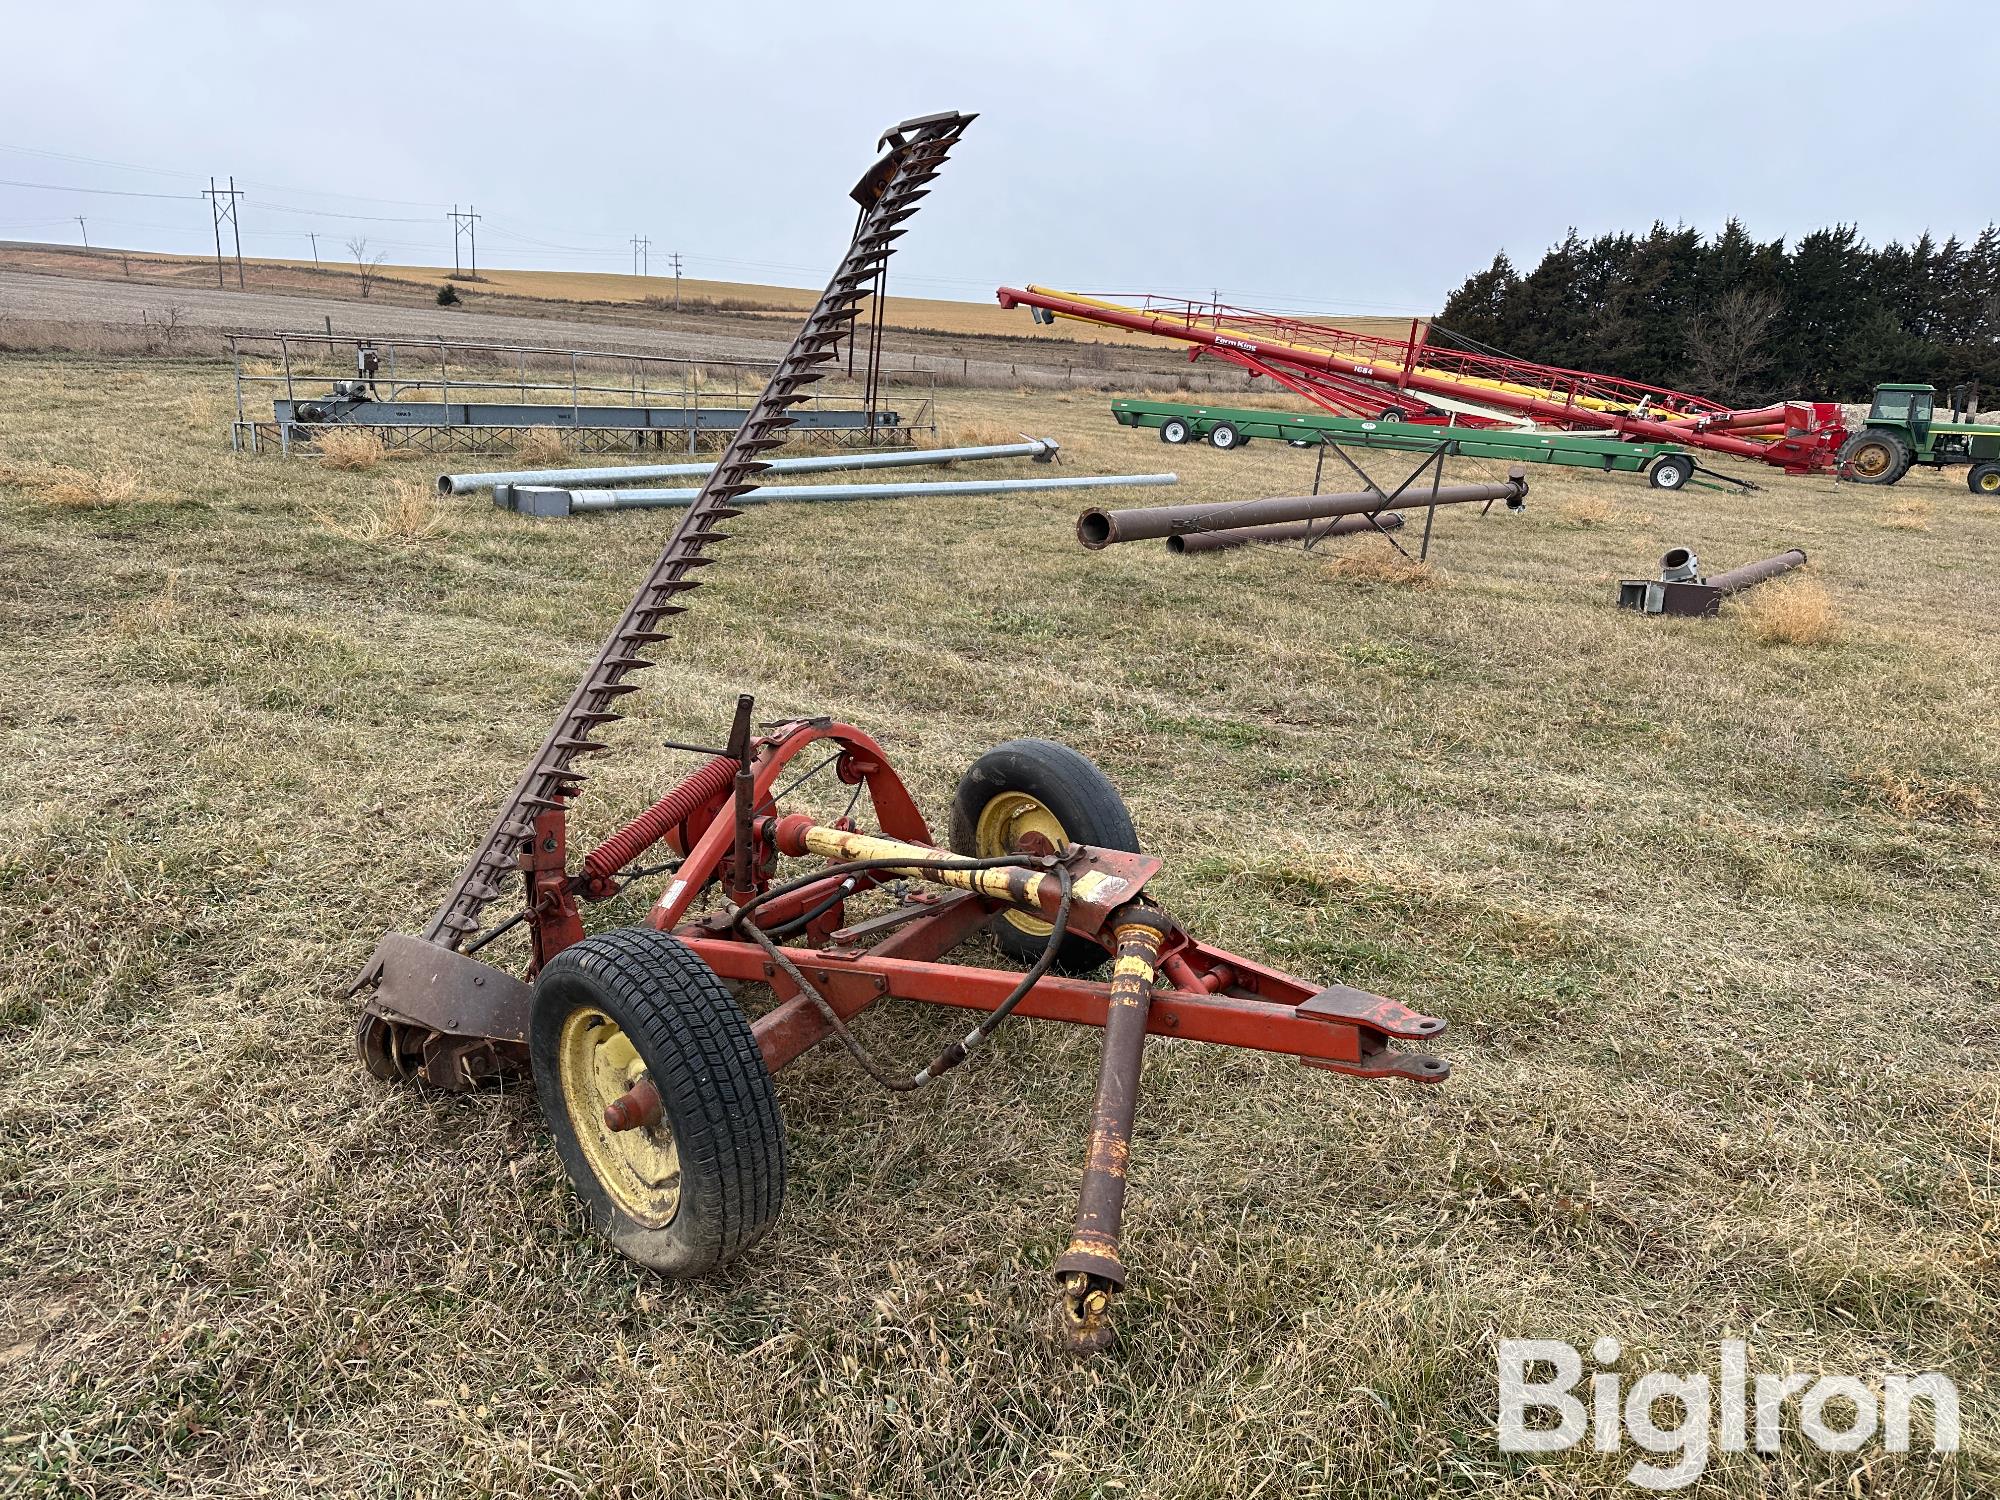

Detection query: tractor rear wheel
xmin=948 ymin=738 xmax=1138 ymax=973
xmin=1968 ymin=461 xmax=2000 ymax=497
xmin=1159 ymin=416 xmax=1193 ymax=445
xmin=530 ymin=927 xmax=785 ymax=1277
xmin=1838 ymin=428 xmax=1912 ymax=485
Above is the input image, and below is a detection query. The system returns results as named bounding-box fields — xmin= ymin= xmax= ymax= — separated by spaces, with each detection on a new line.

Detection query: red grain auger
xmin=997 ymin=285 xmax=1849 ymax=475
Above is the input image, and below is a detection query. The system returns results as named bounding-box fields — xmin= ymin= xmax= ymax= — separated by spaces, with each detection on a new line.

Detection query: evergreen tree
xmin=1434 ymin=220 xmax=2000 ymax=403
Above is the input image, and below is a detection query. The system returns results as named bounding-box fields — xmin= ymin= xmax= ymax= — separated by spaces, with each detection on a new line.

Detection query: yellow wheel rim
xmin=1979 ymin=471 xmax=2000 ymax=493
xmin=556 ymin=1007 xmax=681 ymax=1226
xmin=1851 ymin=442 xmax=1892 ymax=478
xmin=973 ymin=791 xmax=1068 ymax=937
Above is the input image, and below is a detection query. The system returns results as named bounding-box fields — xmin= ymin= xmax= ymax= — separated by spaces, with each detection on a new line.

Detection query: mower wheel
xmin=530 ymin=927 xmax=785 ymax=1277
xmin=1648 ymin=453 xmax=1696 ymax=490
xmin=1159 ymin=416 xmax=1193 ymax=445
xmin=948 ymin=738 xmax=1138 ymax=973
xmin=1208 ymin=421 xmax=1244 ymax=450
xmin=1969 ymin=461 xmax=2000 ymax=496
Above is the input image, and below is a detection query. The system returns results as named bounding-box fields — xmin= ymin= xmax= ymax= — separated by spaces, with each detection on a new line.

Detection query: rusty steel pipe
xmin=1165 ymin=511 xmax=1405 ymax=554
xmin=1705 ymin=548 xmax=1807 ymax=594
xmin=1056 ymin=906 xmax=1171 ymax=1354
xmin=1077 ymin=467 xmax=1527 ymax=549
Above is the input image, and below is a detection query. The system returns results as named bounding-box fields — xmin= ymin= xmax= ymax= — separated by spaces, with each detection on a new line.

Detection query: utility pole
xmin=448 ymin=204 xmax=481 ymax=278
xmin=631 ymin=233 xmax=650 ymax=277
xmin=204 ymin=176 xmax=245 ymax=289
xmin=670 ymin=250 xmax=683 ymax=310
xmin=308 ymin=231 xmax=319 ymax=266
xmin=75 ymin=216 xmax=88 ymax=248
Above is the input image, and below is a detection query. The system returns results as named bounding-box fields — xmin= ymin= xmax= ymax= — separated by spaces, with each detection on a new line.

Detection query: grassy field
xmin=0 ymin=356 xmax=1994 ymax=1497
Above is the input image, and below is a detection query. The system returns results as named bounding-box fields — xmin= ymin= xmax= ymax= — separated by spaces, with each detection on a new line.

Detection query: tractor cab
xmin=1868 ymin=383 xmax=1935 ymax=440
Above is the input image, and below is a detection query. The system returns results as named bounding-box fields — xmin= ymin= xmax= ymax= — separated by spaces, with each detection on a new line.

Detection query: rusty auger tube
xmin=1056 ymin=905 xmax=1171 ymax=1354
xmin=1705 ymin=548 xmax=1807 ymax=594
xmin=1165 ymin=511 xmax=1405 ymax=554
xmin=1077 ymin=466 xmax=1527 ymax=549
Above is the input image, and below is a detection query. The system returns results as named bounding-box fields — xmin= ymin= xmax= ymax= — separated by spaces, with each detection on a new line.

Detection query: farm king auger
xmin=349 ymin=112 xmax=1449 ymax=1352
xmin=996 ymin=286 xmax=1850 ymax=475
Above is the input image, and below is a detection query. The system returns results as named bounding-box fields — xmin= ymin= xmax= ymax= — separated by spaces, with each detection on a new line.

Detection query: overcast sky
xmin=3 ymin=2 xmax=1994 ymax=317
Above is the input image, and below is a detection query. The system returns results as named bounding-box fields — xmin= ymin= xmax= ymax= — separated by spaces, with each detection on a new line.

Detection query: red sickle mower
xmin=351 ymin=113 xmax=1448 ymax=1351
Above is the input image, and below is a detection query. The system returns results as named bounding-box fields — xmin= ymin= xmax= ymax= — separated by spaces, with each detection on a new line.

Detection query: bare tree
xmin=347 ymin=237 xmax=387 ymax=300
xmin=139 ymin=305 xmax=188 ymax=354
xmin=1683 ymin=287 xmax=1782 ymax=403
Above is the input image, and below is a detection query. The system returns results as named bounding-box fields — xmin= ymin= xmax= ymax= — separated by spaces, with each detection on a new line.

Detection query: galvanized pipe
xmin=1077 ymin=466 xmax=1527 ymax=549
xmin=1659 ymin=546 xmax=1700 ymax=582
xmin=438 ymin=438 xmax=1061 ymax=496
xmin=1705 ymin=548 xmax=1807 ymax=594
xmin=1165 ymin=511 xmax=1405 ymax=554
xmin=509 ymin=471 xmax=1177 ymax=517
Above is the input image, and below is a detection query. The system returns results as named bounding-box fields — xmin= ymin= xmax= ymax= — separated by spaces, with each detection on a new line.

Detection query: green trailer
xmin=1109 ymin=399 xmax=1710 ymax=490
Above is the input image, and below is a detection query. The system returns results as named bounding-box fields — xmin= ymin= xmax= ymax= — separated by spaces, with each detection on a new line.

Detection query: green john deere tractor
xmin=1837 ymin=383 xmax=2000 ymax=493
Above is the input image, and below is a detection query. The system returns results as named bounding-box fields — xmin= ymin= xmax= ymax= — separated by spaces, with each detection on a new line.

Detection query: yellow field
xmin=3 ymin=242 xmax=1421 ymax=349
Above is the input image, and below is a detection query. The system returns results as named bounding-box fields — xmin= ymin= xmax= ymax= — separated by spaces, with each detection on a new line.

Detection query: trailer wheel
xmin=1968 ymin=461 xmax=2000 ymax=496
xmin=1837 ymin=429 xmax=1912 ymax=485
xmin=530 ymin=927 xmax=785 ymax=1277
xmin=1159 ymin=416 xmax=1193 ymax=445
xmin=948 ymin=739 xmax=1138 ymax=973
xmin=1208 ymin=422 xmax=1244 ymax=450
xmin=1648 ymin=454 xmax=1696 ymax=490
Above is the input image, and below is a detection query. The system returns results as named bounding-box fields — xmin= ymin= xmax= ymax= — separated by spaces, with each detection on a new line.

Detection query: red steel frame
xmin=517 ymin=717 xmax=1450 ymax=1086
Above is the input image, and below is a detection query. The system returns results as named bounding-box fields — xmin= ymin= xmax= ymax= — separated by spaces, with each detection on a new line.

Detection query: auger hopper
xmin=351 ymin=113 xmax=1451 ymax=1353
xmin=998 ymin=286 xmax=1848 ymax=474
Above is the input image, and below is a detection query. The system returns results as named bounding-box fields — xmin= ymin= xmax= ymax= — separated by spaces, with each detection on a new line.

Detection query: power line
xmin=0 ymin=177 xmax=198 ymax=201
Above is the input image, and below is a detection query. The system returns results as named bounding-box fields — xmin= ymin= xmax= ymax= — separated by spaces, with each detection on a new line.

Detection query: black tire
xmin=1648 ymin=453 xmax=1696 ymax=490
xmin=530 ymin=927 xmax=785 ymax=1277
xmin=1837 ymin=428 xmax=1912 ymax=485
xmin=1968 ymin=461 xmax=2000 ymax=497
xmin=1159 ymin=416 xmax=1193 ymax=445
xmin=947 ymin=739 xmax=1138 ymax=973
xmin=1208 ymin=421 xmax=1243 ymax=451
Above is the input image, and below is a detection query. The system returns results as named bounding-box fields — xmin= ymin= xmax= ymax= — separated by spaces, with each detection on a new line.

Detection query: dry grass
xmin=927 ymin=418 xmax=1029 ymax=449
xmin=312 ymin=478 xmax=451 ymax=545
xmin=1881 ymin=495 xmax=1934 ymax=531
xmin=313 ymin=427 xmax=387 ymax=471
xmin=1737 ymin=576 xmax=1841 ymax=645
xmin=1 ymin=357 xmax=1997 ymax=1498
xmin=511 ymin=429 xmax=571 ymax=466
xmin=0 ymin=460 xmax=151 ymax=508
xmin=1557 ymin=494 xmax=1612 ymax=527
xmin=1856 ymin=766 xmax=1989 ymax=825
xmin=1323 ymin=549 xmax=1449 ymax=589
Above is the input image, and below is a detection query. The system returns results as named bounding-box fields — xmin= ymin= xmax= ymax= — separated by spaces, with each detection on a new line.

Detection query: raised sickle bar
xmin=352 ymin=111 xmax=977 ymax=1052
xmin=1077 ymin=467 xmax=1528 ymax=549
